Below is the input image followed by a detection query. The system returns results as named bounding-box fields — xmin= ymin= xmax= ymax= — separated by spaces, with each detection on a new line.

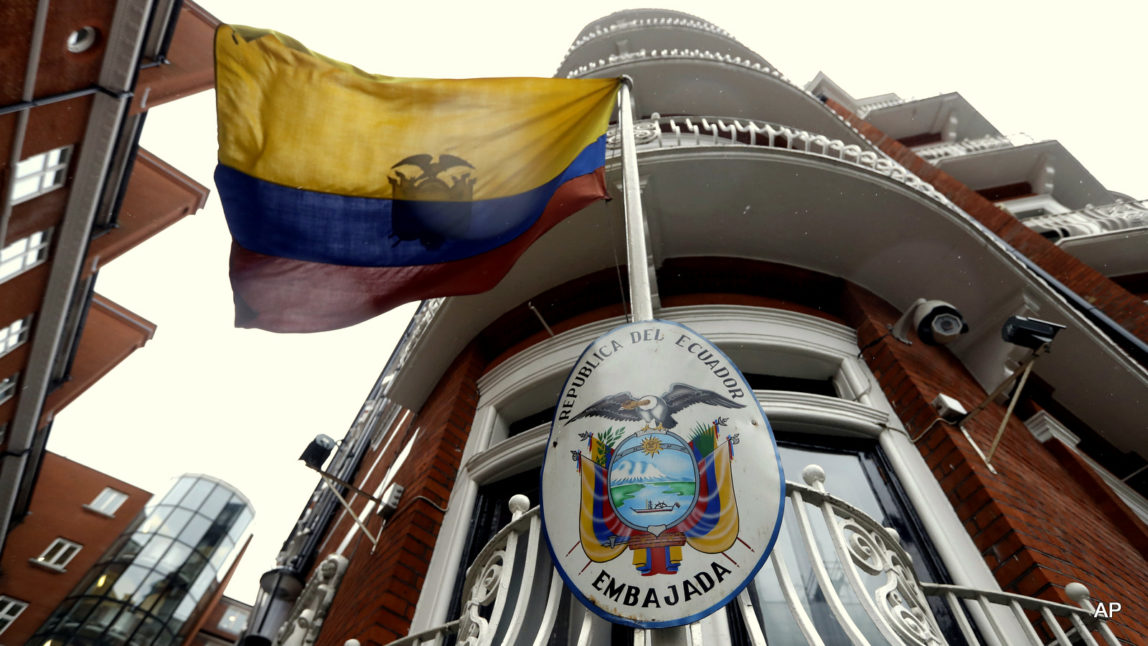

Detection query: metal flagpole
xmin=619 ymin=76 xmax=655 ymax=324
xmin=619 ymin=76 xmax=692 ymax=646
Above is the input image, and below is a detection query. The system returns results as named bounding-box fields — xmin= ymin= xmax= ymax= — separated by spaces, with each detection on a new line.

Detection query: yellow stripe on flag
xmin=686 ymin=442 xmax=740 ymax=554
xmin=579 ymin=455 xmax=625 ymax=563
xmin=215 ymin=25 xmax=618 ymax=200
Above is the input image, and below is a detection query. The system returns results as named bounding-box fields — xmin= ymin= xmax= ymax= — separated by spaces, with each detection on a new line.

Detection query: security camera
xmin=891 ymin=298 xmax=969 ymax=346
xmin=300 ymin=434 xmax=336 ymax=470
xmin=1001 ymin=316 xmax=1064 ymax=350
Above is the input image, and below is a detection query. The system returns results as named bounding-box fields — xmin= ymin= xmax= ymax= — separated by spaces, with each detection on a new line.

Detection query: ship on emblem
xmin=568 ymin=384 xmax=746 ymax=577
xmin=387 ymin=154 xmax=476 ymax=249
xmin=633 ymin=501 xmax=681 ymax=514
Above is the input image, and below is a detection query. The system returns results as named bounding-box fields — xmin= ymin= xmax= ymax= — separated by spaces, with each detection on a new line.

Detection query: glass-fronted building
xmin=30 ymin=475 xmax=253 ymax=646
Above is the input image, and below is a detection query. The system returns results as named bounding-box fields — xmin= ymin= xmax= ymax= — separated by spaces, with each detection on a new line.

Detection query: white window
xmin=34 ymin=538 xmax=81 ymax=570
xmin=0 ymin=229 xmax=52 ymax=283
xmin=85 ymin=487 xmax=128 ymax=517
xmin=0 ymin=373 xmax=17 ymax=406
xmin=0 ymin=316 xmax=32 ymax=358
xmin=10 ymin=146 xmax=71 ymax=205
xmin=0 ymin=596 xmax=28 ymax=636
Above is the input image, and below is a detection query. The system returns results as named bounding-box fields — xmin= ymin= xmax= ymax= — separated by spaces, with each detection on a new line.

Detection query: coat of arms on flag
xmin=541 ymin=320 xmax=785 ymax=628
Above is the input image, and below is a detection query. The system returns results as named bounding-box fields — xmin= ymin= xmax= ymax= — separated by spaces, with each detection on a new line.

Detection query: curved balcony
xmin=1025 ymin=199 xmax=1148 ymax=240
xmin=1029 ymin=199 xmax=1148 ymax=277
xmin=557 ymin=9 xmax=770 ymax=78
xmin=565 ymin=49 xmax=865 ymax=145
xmin=368 ymin=466 xmax=1120 ymax=645
xmin=603 ymin=114 xmax=954 ymax=227
xmin=912 ymin=134 xmax=1031 ymax=163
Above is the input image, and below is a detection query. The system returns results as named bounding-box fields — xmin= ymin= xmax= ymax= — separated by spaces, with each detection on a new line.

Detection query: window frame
xmin=0 ymin=228 xmax=53 ymax=284
xmin=85 ymin=487 xmax=129 ymax=517
xmin=34 ymin=537 xmax=83 ymax=571
xmin=0 ymin=596 xmax=29 ymax=635
xmin=0 ymin=315 xmax=32 ymax=358
xmin=10 ymin=145 xmax=72 ymax=205
xmin=408 ymin=305 xmax=1002 ymax=634
xmin=0 ymin=372 xmax=18 ymax=406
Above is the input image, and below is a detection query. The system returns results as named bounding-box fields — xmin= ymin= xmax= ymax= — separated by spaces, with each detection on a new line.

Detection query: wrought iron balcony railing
xmin=361 ymin=465 xmax=1119 ymax=646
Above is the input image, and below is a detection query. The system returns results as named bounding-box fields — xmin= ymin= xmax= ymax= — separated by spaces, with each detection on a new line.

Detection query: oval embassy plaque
xmin=540 ymin=320 xmax=785 ymax=628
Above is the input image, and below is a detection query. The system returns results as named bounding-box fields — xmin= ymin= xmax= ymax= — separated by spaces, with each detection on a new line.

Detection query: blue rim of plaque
xmin=539 ymin=318 xmax=787 ymax=629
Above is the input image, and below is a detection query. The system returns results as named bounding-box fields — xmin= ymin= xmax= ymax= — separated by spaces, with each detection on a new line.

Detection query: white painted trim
xmin=478 ymin=306 xmax=856 ymax=409
xmin=408 ymin=404 xmax=497 ymax=631
xmin=757 ymin=390 xmax=888 ymax=436
xmin=466 ymin=425 xmax=550 ymax=485
xmin=1024 ymin=411 xmax=1081 ymax=446
xmin=477 ymin=315 xmax=626 ymax=408
xmin=998 ymin=194 xmax=1069 ymax=218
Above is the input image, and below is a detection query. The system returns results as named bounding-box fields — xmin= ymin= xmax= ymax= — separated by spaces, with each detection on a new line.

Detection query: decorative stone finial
xmin=1065 ymin=582 xmax=1090 ymax=603
xmin=508 ymin=494 xmax=531 ymax=515
xmin=802 ymin=464 xmax=826 ymax=486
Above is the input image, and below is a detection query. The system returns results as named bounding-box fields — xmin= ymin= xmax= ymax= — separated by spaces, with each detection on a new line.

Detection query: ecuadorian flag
xmin=215 ymin=26 xmax=619 ymax=332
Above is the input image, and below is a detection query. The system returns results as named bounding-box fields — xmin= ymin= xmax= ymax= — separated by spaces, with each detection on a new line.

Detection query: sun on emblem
xmin=641 ymin=436 xmax=663 ymax=456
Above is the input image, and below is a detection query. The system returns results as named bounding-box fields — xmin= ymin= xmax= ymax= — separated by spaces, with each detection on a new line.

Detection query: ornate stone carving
xmin=276 ymin=554 xmax=349 ymax=646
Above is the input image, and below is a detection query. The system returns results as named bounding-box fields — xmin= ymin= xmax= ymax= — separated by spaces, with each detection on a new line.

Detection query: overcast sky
xmin=45 ymin=0 xmax=1148 ymax=605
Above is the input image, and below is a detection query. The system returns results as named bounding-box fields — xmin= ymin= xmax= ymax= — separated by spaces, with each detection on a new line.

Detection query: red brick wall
xmin=828 ymin=99 xmax=1148 ymax=345
xmin=844 ymin=284 xmax=1148 ymax=642
xmin=316 ymin=344 xmax=485 ymax=646
xmin=0 ymin=452 xmax=150 ymax=645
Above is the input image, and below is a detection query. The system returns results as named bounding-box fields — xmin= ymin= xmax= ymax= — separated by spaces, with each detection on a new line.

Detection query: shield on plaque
xmin=540 ymin=319 xmax=785 ymax=628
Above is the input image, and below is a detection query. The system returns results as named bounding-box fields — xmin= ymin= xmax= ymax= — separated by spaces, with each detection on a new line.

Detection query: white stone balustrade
xmin=1023 ymin=199 xmax=1148 ymax=240
xmin=913 ymin=134 xmax=1035 ymax=162
xmin=604 ymin=115 xmax=955 ymax=210
xmin=855 ymin=96 xmax=906 ymax=115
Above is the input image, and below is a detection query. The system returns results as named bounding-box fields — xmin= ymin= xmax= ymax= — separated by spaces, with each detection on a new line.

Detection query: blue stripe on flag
xmin=216 ymin=135 xmax=606 ymax=267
